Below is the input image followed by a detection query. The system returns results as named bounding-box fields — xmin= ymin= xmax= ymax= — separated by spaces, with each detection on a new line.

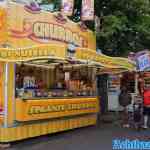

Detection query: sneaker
xmin=142 ymin=125 xmax=148 ymax=129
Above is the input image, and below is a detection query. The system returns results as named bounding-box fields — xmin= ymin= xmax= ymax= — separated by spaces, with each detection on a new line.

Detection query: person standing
xmin=119 ymin=86 xmax=132 ymax=127
xmin=143 ymin=89 xmax=150 ymax=129
xmin=138 ymin=74 xmax=150 ymax=129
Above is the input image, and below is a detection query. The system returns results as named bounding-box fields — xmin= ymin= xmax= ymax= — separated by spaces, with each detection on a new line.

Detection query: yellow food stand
xmin=0 ymin=1 xmax=135 ymax=143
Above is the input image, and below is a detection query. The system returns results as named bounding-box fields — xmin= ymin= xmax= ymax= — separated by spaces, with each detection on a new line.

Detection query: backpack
xmin=119 ymin=91 xmax=132 ymax=107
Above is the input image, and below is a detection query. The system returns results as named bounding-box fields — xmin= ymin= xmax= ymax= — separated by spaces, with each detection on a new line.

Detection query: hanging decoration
xmin=81 ymin=0 xmax=94 ymax=21
xmin=0 ymin=0 xmax=7 ymax=8
xmin=61 ymin=0 xmax=74 ymax=16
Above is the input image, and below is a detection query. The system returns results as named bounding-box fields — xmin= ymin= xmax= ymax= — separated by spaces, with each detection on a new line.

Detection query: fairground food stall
xmin=0 ymin=1 xmax=135 ymax=142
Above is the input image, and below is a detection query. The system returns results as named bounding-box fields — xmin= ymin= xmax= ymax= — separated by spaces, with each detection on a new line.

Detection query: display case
xmin=15 ymin=63 xmax=96 ymax=100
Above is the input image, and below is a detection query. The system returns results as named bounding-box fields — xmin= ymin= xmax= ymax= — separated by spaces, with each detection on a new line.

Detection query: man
xmin=119 ymin=86 xmax=132 ymax=128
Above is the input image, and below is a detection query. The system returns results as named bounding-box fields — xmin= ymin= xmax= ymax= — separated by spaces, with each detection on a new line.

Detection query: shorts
xmin=143 ymin=107 xmax=150 ymax=115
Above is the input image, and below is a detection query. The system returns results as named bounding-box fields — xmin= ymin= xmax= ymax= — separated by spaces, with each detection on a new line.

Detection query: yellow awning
xmin=75 ymin=47 xmax=136 ymax=71
xmin=0 ymin=44 xmax=67 ymax=62
xmin=0 ymin=44 xmax=136 ymax=71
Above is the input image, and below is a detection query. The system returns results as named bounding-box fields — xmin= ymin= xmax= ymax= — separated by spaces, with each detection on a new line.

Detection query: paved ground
xmin=7 ymin=115 xmax=150 ymax=150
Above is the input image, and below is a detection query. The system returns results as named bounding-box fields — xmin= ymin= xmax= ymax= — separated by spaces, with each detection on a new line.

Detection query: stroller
xmin=128 ymin=95 xmax=143 ymax=130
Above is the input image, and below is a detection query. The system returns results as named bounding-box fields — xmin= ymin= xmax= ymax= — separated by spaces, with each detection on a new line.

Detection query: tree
xmin=95 ymin=0 xmax=150 ymax=56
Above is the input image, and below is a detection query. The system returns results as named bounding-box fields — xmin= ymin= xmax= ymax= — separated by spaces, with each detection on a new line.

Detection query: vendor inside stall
xmin=15 ymin=61 xmax=96 ymax=99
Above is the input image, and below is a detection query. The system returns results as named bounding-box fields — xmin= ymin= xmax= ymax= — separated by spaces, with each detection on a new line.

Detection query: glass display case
xmin=15 ymin=63 xmax=96 ymax=100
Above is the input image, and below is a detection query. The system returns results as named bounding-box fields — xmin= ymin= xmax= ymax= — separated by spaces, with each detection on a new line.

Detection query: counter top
xmin=20 ymin=96 xmax=97 ymax=100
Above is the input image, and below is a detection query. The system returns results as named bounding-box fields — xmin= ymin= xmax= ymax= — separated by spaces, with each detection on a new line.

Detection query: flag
xmin=0 ymin=0 xmax=7 ymax=8
xmin=61 ymin=0 xmax=74 ymax=16
xmin=81 ymin=0 xmax=94 ymax=21
xmin=95 ymin=15 xmax=100 ymax=32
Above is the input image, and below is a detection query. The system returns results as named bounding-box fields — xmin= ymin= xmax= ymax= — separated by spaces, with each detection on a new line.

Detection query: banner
xmin=15 ymin=98 xmax=99 ymax=121
xmin=75 ymin=48 xmax=136 ymax=71
xmin=136 ymin=51 xmax=150 ymax=71
xmin=61 ymin=0 xmax=74 ymax=16
xmin=7 ymin=3 xmax=96 ymax=50
xmin=81 ymin=0 xmax=94 ymax=21
xmin=0 ymin=44 xmax=67 ymax=62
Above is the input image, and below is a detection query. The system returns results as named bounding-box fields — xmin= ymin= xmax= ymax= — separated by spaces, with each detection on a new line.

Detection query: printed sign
xmin=81 ymin=0 xmax=94 ymax=21
xmin=108 ymin=75 xmax=120 ymax=93
xmin=15 ymin=98 xmax=99 ymax=121
xmin=11 ymin=21 xmax=87 ymax=47
xmin=137 ymin=53 xmax=150 ymax=71
xmin=61 ymin=0 xmax=74 ymax=16
xmin=0 ymin=44 xmax=66 ymax=62
xmin=6 ymin=3 xmax=96 ymax=50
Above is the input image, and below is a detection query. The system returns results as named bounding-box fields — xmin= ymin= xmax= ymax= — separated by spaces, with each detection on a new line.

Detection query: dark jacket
xmin=119 ymin=90 xmax=131 ymax=107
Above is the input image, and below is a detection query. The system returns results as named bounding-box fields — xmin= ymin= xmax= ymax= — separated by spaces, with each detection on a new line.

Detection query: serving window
xmin=15 ymin=61 xmax=96 ymax=99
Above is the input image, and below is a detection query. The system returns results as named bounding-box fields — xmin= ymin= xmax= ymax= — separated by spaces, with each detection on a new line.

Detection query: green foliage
xmin=95 ymin=0 xmax=150 ymax=56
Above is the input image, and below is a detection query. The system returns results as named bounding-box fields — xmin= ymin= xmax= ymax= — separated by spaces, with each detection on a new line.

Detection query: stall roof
xmin=96 ymin=68 xmax=129 ymax=75
xmin=75 ymin=47 xmax=136 ymax=71
xmin=0 ymin=44 xmax=136 ymax=72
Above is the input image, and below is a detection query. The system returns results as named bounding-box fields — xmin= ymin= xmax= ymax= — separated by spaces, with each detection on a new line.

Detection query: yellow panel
xmin=15 ymin=97 xmax=99 ymax=121
xmin=7 ymin=63 xmax=15 ymax=126
xmin=0 ymin=44 xmax=67 ymax=62
xmin=0 ymin=114 xmax=97 ymax=142
xmin=0 ymin=8 xmax=7 ymax=44
xmin=0 ymin=62 xmax=5 ymax=108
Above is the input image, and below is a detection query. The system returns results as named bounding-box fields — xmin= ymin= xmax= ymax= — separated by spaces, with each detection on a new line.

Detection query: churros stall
xmin=0 ymin=1 xmax=135 ymax=143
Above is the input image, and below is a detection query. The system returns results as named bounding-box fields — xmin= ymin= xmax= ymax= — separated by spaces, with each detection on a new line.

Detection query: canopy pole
xmin=4 ymin=63 xmax=9 ymax=128
xmin=12 ymin=63 xmax=16 ymax=123
xmin=135 ymin=73 xmax=139 ymax=94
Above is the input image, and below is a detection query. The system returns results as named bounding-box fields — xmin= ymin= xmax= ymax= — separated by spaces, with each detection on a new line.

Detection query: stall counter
xmin=0 ymin=97 xmax=99 ymax=142
xmin=16 ymin=97 xmax=99 ymax=122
